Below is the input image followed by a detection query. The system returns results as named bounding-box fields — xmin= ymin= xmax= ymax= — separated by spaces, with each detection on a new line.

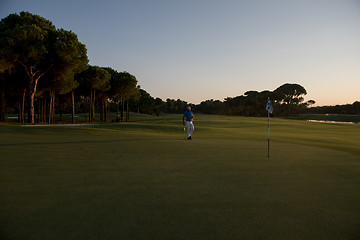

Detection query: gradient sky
xmin=1 ymin=0 xmax=359 ymax=106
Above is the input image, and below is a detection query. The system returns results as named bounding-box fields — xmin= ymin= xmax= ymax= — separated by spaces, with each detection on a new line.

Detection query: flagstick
xmin=266 ymin=97 xmax=273 ymax=158
xmin=267 ymin=111 xmax=270 ymax=158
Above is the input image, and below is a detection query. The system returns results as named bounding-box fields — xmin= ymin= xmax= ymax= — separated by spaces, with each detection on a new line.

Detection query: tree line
xmin=0 ymin=11 xmax=190 ymax=123
xmin=196 ymin=83 xmax=312 ymax=117
xmin=305 ymin=102 xmax=360 ymax=115
xmin=3 ymin=11 xmax=355 ymax=124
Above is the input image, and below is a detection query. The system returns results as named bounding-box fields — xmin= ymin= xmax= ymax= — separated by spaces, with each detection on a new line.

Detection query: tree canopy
xmin=0 ymin=11 xmax=88 ymax=123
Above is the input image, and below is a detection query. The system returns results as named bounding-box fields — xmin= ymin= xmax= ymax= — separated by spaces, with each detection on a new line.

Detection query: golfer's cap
xmin=187 ymin=106 xmax=191 ymax=110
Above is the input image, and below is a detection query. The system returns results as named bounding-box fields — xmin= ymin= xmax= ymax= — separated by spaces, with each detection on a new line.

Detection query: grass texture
xmin=0 ymin=114 xmax=359 ymax=240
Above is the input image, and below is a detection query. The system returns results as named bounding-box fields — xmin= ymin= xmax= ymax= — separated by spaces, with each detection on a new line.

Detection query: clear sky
xmin=1 ymin=0 xmax=359 ymax=106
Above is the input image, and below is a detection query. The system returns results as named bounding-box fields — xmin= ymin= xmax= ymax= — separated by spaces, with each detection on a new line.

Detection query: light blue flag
xmin=266 ymin=98 xmax=273 ymax=114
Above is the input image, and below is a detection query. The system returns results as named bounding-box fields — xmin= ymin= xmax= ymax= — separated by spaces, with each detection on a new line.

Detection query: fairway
xmin=1 ymin=114 xmax=359 ymax=240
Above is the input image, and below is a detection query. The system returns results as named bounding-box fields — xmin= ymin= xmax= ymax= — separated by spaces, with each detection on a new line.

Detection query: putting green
xmin=0 ymin=114 xmax=359 ymax=240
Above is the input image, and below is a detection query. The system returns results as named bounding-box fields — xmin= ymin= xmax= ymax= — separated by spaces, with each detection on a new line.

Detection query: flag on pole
xmin=266 ymin=98 xmax=273 ymax=114
xmin=266 ymin=98 xmax=272 ymax=158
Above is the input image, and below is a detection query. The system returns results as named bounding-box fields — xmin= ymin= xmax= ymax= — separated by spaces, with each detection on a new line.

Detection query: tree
xmin=107 ymin=67 xmax=123 ymax=120
xmin=352 ymin=101 xmax=360 ymax=114
xmin=274 ymin=83 xmax=307 ymax=116
xmin=0 ymin=67 xmax=28 ymax=123
xmin=0 ymin=12 xmax=88 ymax=124
xmin=306 ymin=100 xmax=316 ymax=107
xmin=125 ymin=84 xmax=140 ymax=121
xmin=224 ymin=96 xmax=244 ymax=115
xmin=153 ymin=97 xmax=165 ymax=116
xmin=0 ymin=73 xmax=6 ymax=121
xmin=110 ymin=71 xmax=138 ymax=122
xmin=198 ymin=99 xmax=223 ymax=114
xmin=243 ymin=91 xmax=260 ymax=116
xmin=0 ymin=12 xmax=56 ymax=123
xmin=137 ymin=89 xmax=155 ymax=115
xmin=77 ymin=66 xmax=110 ymax=122
xmin=118 ymin=72 xmax=138 ymax=121
xmin=45 ymin=29 xmax=88 ymax=123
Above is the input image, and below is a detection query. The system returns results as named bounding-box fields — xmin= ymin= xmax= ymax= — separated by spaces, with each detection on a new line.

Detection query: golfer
xmin=183 ymin=106 xmax=194 ymax=140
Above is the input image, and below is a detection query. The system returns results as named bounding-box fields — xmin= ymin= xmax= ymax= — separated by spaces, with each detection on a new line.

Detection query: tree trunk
xmin=89 ymin=90 xmax=92 ymax=123
xmin=53 ymin=93 xmax=56 ymax=123
xmin=39 ymin=99 xmax=43 ymax=123
xmin=104 ymin=96 xmax=107 ymax=122
xmin=83 ymin=99 xmax=87 ymax=123
xmin=59 ymin=97 xmax=63 ymax=122
xmin=126 ymin=99 xmax=129 ymax=121
xmin=37 ymin=98 xmax=40 ymax=123
xmin=22 ymin=89 xmax=26 ymax=123
xmin=102 ymin=96 xmax=107 ymax=122
xmin=0 ymin=78 xmax=5 ymax=122
xmin=48 ymin=91 xmax=56 ymax=124
xmin=26 ymin=74 xmax=37 ymax=124
xmin=90 ymin=89 xmax=96 ymax=122
xmin=48 ymin=91 xmax=53 ymax=124
xmin=48 ymin=93 xmax=51 ymax=124
xmin=288 ymin=102 xmax=292 ymax=117
xmin=18 ymin=99 xmax=21 ymax=123
xmin=92 ymin=89 xmax=96 ymax=122
xmin=20 ymin=62 xmax=53 ymax=124
xmin=72 ymin=90 xmax=75 ymax=124
xmin=121 ymin=96 xmax=124 ymax=122
xmin=28 ymin=91 xmax=35 ymax=124
xmin=42 ymin=99 xmax=46 ymax=123
xmin=116 ymin=100 xmax=119 ymax=120
xmin=100 ymin=96 xmax=104 ymax=122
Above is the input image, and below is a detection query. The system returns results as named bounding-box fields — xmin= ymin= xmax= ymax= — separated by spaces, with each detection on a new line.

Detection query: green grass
xmin=0 ymin=114 xmax=359 ymax=240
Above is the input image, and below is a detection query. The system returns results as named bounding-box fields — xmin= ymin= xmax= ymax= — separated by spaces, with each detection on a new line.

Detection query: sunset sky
xmin=1 ymin=0 xmax=359 ymax=106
